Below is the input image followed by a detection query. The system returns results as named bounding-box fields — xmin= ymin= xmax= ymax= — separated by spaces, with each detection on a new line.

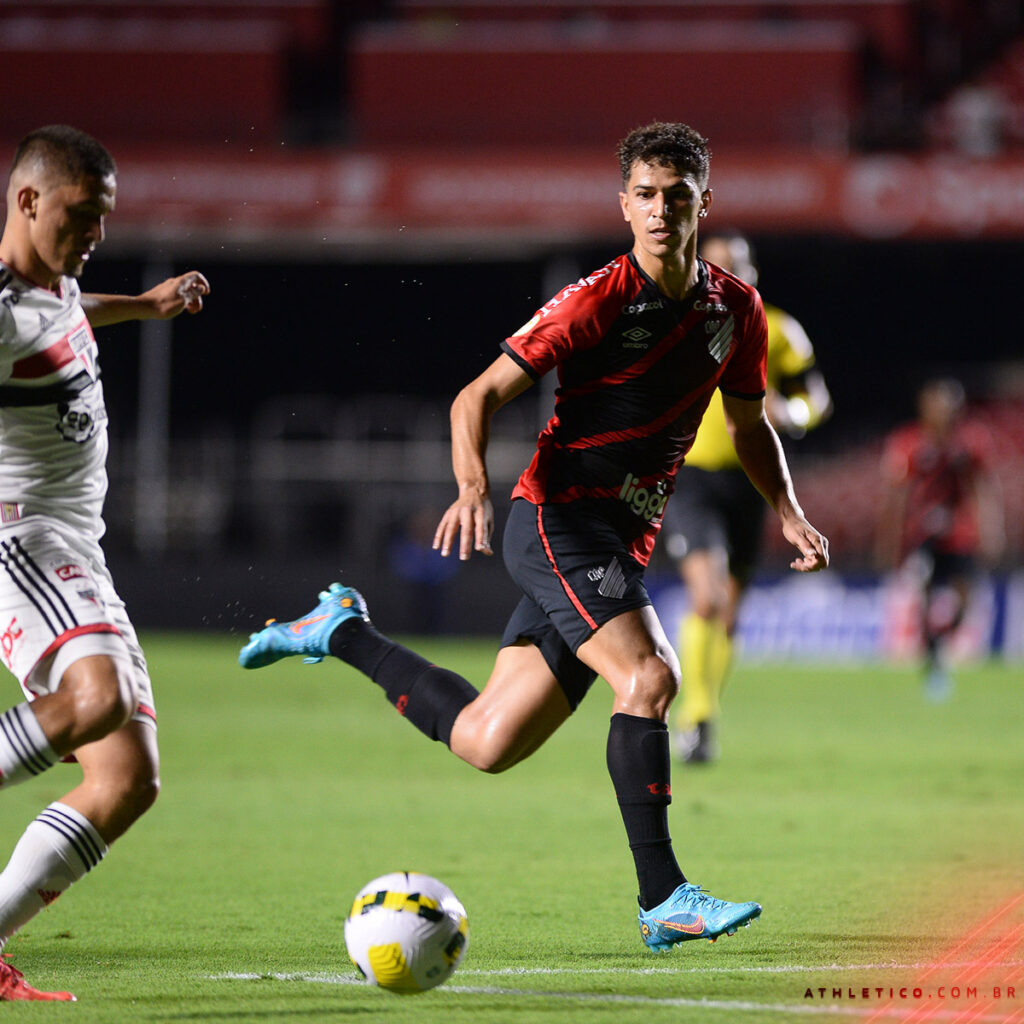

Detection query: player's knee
xmin=449 ymin=712 xmax=518 ymax=774
xmin=628 ymin=655 xmax=680 ymax=720
xmin=467 ymin=751 xmax=511 ymax=774
xmin=86 ymin=754 xmax=160 ymax=836
xmin=456 ymin=731 xmax=517 ymax=774
xmin=120 ymin=759 xmax=160 ymax=819
xmin=689 ymin=594 xmax=718 ymax=620
xmin=66 ymin=660 xmax=137 ymax=741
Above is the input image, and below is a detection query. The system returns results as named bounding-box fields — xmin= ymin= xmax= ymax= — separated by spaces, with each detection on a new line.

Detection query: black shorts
xmin=499 ymin=498 xmax=652 ymax=711
xmin=661 ymin=466 xmax=766 ymax=585
xmin=916 ymin=543 xmax=977 ymax=587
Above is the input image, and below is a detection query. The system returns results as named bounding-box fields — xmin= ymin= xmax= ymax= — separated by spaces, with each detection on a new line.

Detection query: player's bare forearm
xmin=732 ymin=415 xmax=829 ymax=572
xmin=434 ymin=379 xmax=496 ymax=560
xmin=82 ymin=271 xmax=210 ymax=327
xmin=730 ymin=411 xmax=794 ymax=511
xmin=434 ymin=354 xmax=535 ymax=561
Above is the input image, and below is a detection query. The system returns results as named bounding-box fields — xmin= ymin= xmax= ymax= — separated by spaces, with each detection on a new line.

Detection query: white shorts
xmin=0 ymin=515 xmax=156 ymax=729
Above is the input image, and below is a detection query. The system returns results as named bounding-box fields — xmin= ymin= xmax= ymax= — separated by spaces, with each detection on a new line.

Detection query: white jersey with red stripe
xmin=0 ymin=262 xmax=108 ymax=544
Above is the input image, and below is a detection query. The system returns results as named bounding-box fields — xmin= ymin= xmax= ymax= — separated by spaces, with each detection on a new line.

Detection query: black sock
xmin=328 ymin=619 xmax=477 ymax=746
xmin=606 ymin=712 xmax=686 ymax=911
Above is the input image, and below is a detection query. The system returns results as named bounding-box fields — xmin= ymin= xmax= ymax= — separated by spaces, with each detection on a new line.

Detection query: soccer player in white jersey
xmin=0 ymin=125 xmax=209 ymax=1001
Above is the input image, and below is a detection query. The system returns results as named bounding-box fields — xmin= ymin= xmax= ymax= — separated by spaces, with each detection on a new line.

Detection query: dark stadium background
xmin=86 ymin=237 xmax=1024 ymax=447
xmin=2 ymin=0 xmax=1022 ymax=651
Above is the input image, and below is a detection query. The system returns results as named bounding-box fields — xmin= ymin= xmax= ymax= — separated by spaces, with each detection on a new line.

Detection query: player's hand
xmin=781 ymin=513 xmax=830 ymax=572
xmin=433 ymin=494 xmax=494 ymax=561
xmin=141 ymin=271 xmax=211 ymax=318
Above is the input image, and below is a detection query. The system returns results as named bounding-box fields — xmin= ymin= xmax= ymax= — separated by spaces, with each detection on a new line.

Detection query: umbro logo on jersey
xmin=622 ymin=327 xmax=651 ymax=347
xmin=38 ymin=313 xmax=53 ymax=333
xmin=706 ymin=314 xmax=735 ymax=364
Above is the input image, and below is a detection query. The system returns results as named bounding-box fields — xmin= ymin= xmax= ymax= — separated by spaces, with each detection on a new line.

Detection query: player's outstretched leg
xmin=240 ymin=583 xmax=478 ymax=747
xmin=0 ymin=956 xmax=75 ymax=1001
xmin=637 ymin=883 xmax=761 ymax=952
xmin=238 ymin=583 xmax=369 ymax=668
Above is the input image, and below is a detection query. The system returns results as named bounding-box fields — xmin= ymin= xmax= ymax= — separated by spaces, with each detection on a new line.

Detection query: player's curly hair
xmin=11 ymin=125 xmax=116 ymax=183
xmin=616 ymin=122 xmax=710 ymax=187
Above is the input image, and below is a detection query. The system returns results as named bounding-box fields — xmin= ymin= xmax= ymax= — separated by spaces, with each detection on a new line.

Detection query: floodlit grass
xmin=1 ymin=634 xmax=1021 ymax=1023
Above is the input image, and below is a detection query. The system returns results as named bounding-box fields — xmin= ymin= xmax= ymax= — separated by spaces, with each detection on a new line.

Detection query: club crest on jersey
xmin=705 ymin=314 xmax=735 ymax=364
xmin=68 ymin=325 xmax=97 ymax=378
xmin=618 ymin=472 xmax=669 ymax=522
xmin=55 ymin=397 xmax=105 ymax=443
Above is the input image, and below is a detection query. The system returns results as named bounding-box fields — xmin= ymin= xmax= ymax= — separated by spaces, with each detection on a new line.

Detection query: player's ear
xmin=698 ymin=189 xmax=713 ymax=219
xmin=619 ymin=191 xmax=630 ymax=222
xmin=16 ymin=187 xmax=39 ymax=218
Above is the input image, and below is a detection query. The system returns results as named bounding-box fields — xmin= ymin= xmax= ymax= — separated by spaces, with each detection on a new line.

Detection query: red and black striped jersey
xmin=500 ymin=252 xmax=767 ymax=565
xmin=881 ymin=419 xmax=995 ymax=557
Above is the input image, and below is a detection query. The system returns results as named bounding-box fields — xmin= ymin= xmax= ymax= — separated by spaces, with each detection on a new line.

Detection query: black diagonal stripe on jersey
xmin=0 ymin=541 xmax=63 ymax=637
xmin=0 ymin=706 xmax=53 ymax=776
xmin=10 ymin=535 xmax=77 ymax=627
xmin=36 ymin=808 xmax=102 ymax=871
xmin=0 ymin=370 xmax=95 ymax=408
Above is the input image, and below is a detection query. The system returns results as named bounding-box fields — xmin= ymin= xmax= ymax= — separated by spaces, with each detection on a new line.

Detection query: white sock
xmin=0 ymin=703 xmax=57 ymax=787
xmin=0 ymin=803 xmax=108 ymax=946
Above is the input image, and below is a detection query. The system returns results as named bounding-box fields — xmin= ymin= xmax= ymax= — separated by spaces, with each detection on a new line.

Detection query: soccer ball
xmin=344 ymin=871 xmax=469 ymax=994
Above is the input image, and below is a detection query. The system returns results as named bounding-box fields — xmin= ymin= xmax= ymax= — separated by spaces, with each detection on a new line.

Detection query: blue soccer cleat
xmin=638 ymin=883 xmax=761 ymax=952
xmin=238 ymin=582 xmax=369 ymax=669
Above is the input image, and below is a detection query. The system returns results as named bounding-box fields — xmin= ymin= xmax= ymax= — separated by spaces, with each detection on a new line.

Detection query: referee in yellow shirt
xmin=662 ymin=233 xmax=832 ymax=762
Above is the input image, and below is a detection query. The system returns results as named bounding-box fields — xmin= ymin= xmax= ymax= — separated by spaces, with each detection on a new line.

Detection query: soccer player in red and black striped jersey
xmin=875 ymin=379 xmax=1004 ymax=699
xmin=241 ymin=122 xmax=829 ymax=951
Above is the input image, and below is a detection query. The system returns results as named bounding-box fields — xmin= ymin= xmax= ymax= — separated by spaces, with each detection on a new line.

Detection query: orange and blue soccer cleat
xmin=638 ymin=883 xmax=761 ymax=952
xmin=238 ymin=582 xmax=369 ymax=669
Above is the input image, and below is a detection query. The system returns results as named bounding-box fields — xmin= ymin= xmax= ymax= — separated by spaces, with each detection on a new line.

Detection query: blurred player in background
xmin=0 ymin=125 xmax=209 ymax=1000
xmin=661 ymin=232 xmax=831 ymax=763
xmin=241 ymin=122 xmax=828 ymax=953
xmin=875 ymin=378 xmax=1004 ymax=700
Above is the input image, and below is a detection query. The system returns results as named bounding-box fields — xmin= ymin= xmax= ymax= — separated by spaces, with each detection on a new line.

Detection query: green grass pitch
xmin=1 ymin=634 xmax=1020 ymax=1023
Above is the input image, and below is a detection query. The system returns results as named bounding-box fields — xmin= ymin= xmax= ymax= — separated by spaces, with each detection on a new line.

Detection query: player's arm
xmin=723 ymin=393 xmax=829 ymax=572
xmin=81 ymin=271 xmax=210 ymax=327
xmin=874 ymin=436 xmax=913 ymax=571
xmin=433 ymin=353 xmax=534 ymax=561
xmin=873 ymin=476 xmax=907 ymax=571
xmin=973 ymin=465 xmax=1006 ymax=566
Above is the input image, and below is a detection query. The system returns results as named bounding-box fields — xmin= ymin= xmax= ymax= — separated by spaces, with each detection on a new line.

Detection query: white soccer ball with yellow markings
xmin=344 ymin=872 xmax=469 ymax=994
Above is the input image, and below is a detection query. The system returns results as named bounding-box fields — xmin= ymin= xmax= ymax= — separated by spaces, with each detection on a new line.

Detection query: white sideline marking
xmin=208 ymin=967 xmax=1024 ymax=1022
xmin=210 ymin=959 xmax=1022 ymax=984
xmin=457 ymin=960 xmax=1024 ymax=976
